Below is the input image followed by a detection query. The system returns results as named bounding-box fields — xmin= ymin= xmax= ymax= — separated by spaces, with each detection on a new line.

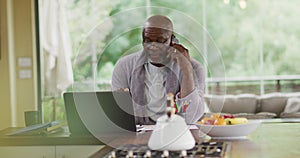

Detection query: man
xmin=112 ymin=15 xmax=205 ymax=125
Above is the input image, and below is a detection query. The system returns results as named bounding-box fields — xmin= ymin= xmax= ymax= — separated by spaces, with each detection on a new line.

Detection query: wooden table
xmin=89 ymin=123 xmax=300 ymax=158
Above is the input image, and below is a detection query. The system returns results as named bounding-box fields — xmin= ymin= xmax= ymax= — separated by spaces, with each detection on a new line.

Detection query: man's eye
xmin=157 ymin=38 xmax=168 ymax=43
xmin=143 ymin=38 xmax=168 ymax=44
xmin=143 ymin=39 xmax=151 ymax=43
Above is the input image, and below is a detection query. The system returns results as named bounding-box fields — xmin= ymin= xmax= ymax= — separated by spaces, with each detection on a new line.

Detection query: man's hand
xmin=167 ymin=43 xmax=192 ymax=72
xmin=167 ymin=43 xmax=195 ymax=98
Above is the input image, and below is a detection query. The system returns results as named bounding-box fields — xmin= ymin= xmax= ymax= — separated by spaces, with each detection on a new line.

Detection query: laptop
xmin=63 ymin=91 xmax=137 ymax=136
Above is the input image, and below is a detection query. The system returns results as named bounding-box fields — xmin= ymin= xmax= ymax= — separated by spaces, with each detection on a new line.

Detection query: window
xmin=38 ymin=0 xmax=300 ymax=122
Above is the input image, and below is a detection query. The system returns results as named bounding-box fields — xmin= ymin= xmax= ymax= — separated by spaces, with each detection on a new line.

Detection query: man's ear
xmin=142 ymin=28 xmax=146 ymax=37
xmin=142 ymin=28 xmax=145 ymax=42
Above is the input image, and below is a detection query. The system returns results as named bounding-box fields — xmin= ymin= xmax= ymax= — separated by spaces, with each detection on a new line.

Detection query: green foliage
xmin=42 ymin=0 xmax=300 ymax=121
xmin=65 ymin=0 xmax=300 ymax=81
xmin=43 ymin=97 xmax=66 ymax=124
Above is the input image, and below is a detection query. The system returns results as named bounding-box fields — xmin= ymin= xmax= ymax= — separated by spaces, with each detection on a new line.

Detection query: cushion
xmin=285 ymin=92 xmax=300 ymax=98
xmin=233 ymin=112 xmax=277 ymax=119
xmin=259 ymin=93 xmax=287 ymax=116
xmin=280 ymin=97 xmax=300 ymax=118
xmin=232 ymin=113 xmax=256 ymax=119
xmin=255 ymin=112 xmax=277 ymax=118
xmin=280 ymin=112 xmax=300 ymax=118
xmin=204 ymin=95 xmax=226 ymax=113
xmin=205 ymin=94 xmax=257 ymax=114
xmin=283 ymin=97 xmax=300 ymax=113
xmin=203 ymin=102 xmax=210 ymax=113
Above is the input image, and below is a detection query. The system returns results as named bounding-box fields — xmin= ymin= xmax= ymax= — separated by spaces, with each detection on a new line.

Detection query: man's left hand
xmin=167 ymin=43 xmax=192 ymax=72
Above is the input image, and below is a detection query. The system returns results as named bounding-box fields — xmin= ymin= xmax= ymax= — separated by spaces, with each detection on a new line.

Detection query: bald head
xmin=144 ymin=15 xmax=173 ymax=32
xmin=142 ymin=15 xmax=174 ymax=66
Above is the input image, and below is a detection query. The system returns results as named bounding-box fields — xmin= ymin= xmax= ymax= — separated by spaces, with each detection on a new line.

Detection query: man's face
xmin=143 ymin=27 xmax=172 ymax=66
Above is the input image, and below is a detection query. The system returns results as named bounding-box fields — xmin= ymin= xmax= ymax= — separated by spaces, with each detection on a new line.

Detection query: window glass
xmin=206 ymin=0 xmax=261 ymax=77
xmin=39 ymin=0 xmax=300 ymax=122
xmin=261 ymin=0 xmax=300 ymax=76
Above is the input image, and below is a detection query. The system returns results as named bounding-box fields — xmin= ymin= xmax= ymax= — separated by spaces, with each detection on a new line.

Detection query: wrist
xmin=181 ymin=66 xmax=193 ymax=76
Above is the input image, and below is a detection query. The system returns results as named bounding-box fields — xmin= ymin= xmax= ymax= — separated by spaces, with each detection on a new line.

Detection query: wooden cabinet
xmin=0 ymin=127 xmax=104 ymax=157
xmin=0 ymin=145 xmax=103 ymax=158
xmin=0 ymin=146 xmax=55 ymax=158
xmin=56 ymin=145 xmax=103 ymax=158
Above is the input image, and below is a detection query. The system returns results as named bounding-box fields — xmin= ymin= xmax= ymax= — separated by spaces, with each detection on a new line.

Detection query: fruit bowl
xmin=194 ymin=120 xmax=262 ymax=139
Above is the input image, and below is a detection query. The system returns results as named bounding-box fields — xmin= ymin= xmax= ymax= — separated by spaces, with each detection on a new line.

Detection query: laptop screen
xmin=63 ymin=91 xmax=137 ymax=136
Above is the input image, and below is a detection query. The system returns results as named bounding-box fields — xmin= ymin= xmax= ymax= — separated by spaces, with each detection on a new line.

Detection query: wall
xmin=0 ymin=0 xmax=37 ymax=129
xmin=0 ymin=0 xmax=12 ymax=130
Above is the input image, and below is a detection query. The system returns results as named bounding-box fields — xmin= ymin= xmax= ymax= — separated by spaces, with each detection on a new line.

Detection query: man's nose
xmin=149 ymin=42 xmax=159 ymax=49
xmin=149 ymin=42 xmax=157 ymax=49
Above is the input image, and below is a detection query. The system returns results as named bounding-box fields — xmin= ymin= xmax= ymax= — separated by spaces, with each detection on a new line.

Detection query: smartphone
xmin=167 ymin=35 xmax=179 ymax=63
xmin=170 ymin=34 xmax=179 ymax=46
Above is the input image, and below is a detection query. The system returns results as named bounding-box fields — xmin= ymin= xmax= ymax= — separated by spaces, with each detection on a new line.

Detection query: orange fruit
xmin=210 ymin=113 xmax=221 ymax=119
xmin=214 ymin=118 xmax=227 ymax=125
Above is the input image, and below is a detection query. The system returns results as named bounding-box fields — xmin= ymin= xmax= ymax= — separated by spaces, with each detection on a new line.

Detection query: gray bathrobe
xmin=112 ymin=51 xmax=205 ymax=125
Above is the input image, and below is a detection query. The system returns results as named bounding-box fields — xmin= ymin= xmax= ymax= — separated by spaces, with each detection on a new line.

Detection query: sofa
xmin=203 ymin=92 xmax=300 ymax=119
